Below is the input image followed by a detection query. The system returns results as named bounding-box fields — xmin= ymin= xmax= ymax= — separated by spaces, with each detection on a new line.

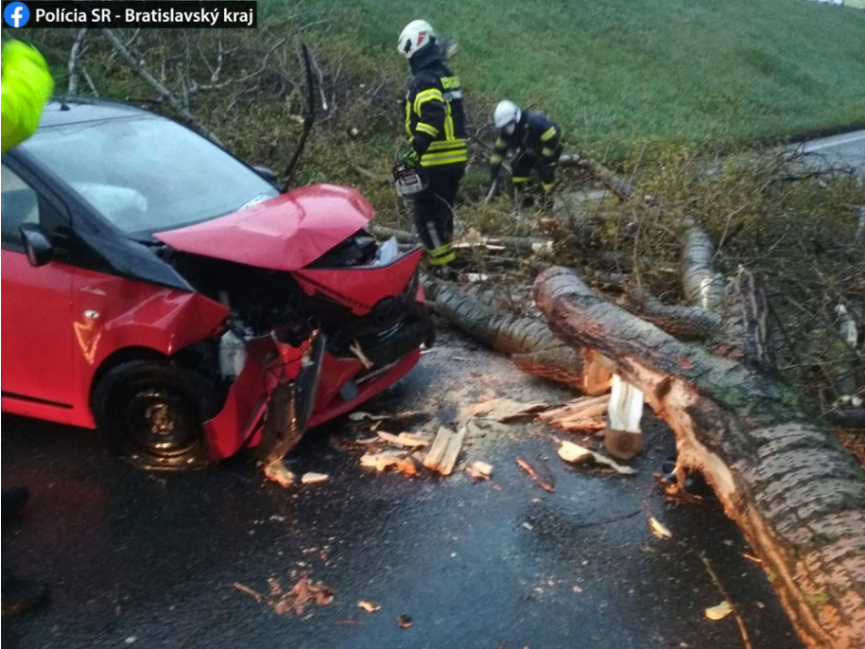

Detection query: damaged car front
xmin=156 ymin=184 xmax=434 ymax=466
xmin=2 ymin=99 xmax=431 ymax=469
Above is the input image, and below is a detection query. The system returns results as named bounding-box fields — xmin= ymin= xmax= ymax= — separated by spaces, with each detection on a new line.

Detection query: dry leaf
xmin=270 ymin=577 xmax=337 ymax=616
xmin=301 ymin=472 xmax=330 ymax=485
xmin=705 ymin=600 xmax=733 ymax=621
xmin=557 ymin=440 xmax=637 ymax=475
xmin=358 ymin=600 xmax=381 ymax=613
xmin=648 ymin=516 xmax=673 ymax=539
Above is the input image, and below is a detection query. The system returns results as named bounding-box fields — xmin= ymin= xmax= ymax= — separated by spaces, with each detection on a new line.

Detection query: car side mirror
xmin=253 ymin=166 xmax=279 ymax=186
xmin=19 ymin=223 xmax=53 ymax=268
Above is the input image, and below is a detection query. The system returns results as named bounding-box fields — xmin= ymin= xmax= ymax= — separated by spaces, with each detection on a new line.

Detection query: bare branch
xmin=67 ymin=28 xmax=88 ymax=95
xmin=102 ymin=28 xmax=222 ymax=145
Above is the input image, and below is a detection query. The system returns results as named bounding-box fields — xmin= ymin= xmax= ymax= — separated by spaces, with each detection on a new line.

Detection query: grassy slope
xmin=297 ymin=0 xmax=865 ymax=153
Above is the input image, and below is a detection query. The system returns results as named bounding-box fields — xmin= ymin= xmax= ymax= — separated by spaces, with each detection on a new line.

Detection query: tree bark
xmin=721 ymin=268 xmax=778 ymax=375
xmin=423 ymin=277 xmax=610 ymax=392
xmin=681 ymin=224 xmax=725 ymax=311
xmin=625 ymin=285 xmax=721 ymax=340
xmin=534 ymin=266 xmax=865 ymax=649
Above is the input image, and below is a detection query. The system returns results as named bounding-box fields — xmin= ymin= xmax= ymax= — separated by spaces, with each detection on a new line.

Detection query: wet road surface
xmin=2 ymin=330 xmax=803 ymax=649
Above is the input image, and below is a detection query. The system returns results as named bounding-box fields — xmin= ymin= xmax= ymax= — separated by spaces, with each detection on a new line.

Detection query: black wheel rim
xmin=124 ymin=388 xmax=200 ymax=461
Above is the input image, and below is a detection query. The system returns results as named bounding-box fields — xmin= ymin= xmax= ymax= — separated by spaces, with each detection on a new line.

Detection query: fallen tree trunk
xmin=423 ymin=277 xmax=610 ymax=393
xmin=624 ymin=285 xmax=721 ymax=340
xmin=681 ymin=224 xmax=725 ymax=311
xmin=534 ymin=266 xmax=865 ymax=649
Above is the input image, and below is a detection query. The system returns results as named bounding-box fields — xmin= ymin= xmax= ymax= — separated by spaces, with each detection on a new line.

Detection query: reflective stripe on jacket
xmin=404 ymin=48 xmax=467 ymax=168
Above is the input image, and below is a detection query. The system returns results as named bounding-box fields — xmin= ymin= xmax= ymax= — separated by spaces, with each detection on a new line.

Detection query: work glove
xmin=401 ymin=148 xmax=421 ymax=168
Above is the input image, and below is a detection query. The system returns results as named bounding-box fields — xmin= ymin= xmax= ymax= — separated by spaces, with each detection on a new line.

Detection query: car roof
xmin=39 ymin=97 xmax=154 ymax=128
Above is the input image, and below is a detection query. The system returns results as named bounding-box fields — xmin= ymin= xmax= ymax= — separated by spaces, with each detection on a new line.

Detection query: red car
xmin=1 ymin=99 xmax=432 ymax=469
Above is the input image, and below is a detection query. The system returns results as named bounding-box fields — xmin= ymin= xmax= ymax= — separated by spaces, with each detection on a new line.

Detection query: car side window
xmin=1 ymin=164 xmax=40 ymax=250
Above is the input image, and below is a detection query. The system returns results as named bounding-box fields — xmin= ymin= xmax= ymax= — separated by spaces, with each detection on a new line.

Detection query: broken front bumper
xmin=201 ymin=308 xmax=432 ymax=461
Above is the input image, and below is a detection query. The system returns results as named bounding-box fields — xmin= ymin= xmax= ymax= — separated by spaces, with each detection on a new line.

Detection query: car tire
xmin=92 ymin=359 xmax=211 ymax=470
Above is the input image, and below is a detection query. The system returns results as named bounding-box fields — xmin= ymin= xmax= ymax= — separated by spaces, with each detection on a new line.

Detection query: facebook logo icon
xmin=4 ymin=2 xmax=30 ymax=28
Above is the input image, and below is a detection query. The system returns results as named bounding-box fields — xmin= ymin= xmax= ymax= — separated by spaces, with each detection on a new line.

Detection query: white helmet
xmin=494 ymin=100 xmax=521 ymax=134
xmin=398 ymin=20 xmax=435 ymax=59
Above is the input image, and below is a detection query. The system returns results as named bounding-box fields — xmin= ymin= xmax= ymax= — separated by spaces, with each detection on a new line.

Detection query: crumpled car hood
xmin=154 ymin=184 xmax=374 ymax=271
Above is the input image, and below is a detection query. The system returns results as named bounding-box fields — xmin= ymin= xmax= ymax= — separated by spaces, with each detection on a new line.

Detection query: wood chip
xmin=377 ymin=431 xmax=431 ymax=448
xmin=648 ymin=516 xmax=673 ymax=540
xmin=423 ymin=426 xmax=454 ymax=473
xmin=397 ymin=614 xmax=413 ymax=628
xmin=360 ymin=450 xmax=407 ymax=472
xmin=348 ymin=411 xmax=390 ymax=422
xmin=301 ymin=472 xmax=330 ymax=485
xmin=553 ymin=417 xmax=608 ymax=433
xmin=705 ymin=600 xmax=733 ymax=621
xmin=516 ymin=456 xmax=556 ymax=493
xmin=557 ymin=440 xmax=637 ymax=475
xmin=395 ymin=455 xmax=422 ymax=476
xmin=437 ymin=424 xmax=467 ymax=476
xmin=470 ymin=398 xmax=550 ymax=422
xmin=233 ymin=582 xmax=263 ymax=603
xmin=467 ymin=461 xmax=494 ymax=481
xmin=358 ymin=600 xmax=381 ymax=614
xmin=539 ymin=395 xmax=611 ymax=425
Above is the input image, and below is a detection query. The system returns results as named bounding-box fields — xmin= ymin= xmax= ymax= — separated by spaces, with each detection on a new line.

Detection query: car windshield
xmin=20 ymin=115 xmax=279 ymax=236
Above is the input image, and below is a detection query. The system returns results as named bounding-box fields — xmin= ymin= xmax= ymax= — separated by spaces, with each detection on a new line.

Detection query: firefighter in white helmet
xmin=489 ymin=99 xmax=563 ymax=205
xmin=397 ymin=20 xmax=467 ymax=276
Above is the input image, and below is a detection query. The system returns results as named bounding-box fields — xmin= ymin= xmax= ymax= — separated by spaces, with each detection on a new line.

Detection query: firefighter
xmin=1 ymin=39 xmax=53 ymax=618
xmin=489 ymin=100 xmax=563 ymax=206
xmin=398 ymin=19 xmax=467 ymax=277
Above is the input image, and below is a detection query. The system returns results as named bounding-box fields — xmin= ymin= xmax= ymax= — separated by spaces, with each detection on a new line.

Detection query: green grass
xmin=285 ymin=0 xmax=865 ymax=154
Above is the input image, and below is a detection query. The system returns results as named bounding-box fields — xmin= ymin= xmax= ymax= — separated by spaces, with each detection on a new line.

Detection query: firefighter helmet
xmin=398 ymin=20 xmax=435 ymax=59
xmin=494 ymin=100 xmax=521 ymax=134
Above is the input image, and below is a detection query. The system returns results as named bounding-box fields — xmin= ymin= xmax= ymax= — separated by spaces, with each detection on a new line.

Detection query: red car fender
xmin=203 ymin=336 xmax=309 ymax=460
xmin=70 ymin=269 xmax=229 ymax=428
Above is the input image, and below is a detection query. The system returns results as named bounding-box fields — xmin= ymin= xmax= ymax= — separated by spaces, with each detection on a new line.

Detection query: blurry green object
xmin=1 ymin=41 xmax=54 ymax=152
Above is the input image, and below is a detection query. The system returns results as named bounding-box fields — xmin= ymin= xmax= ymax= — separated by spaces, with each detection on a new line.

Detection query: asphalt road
xmin=796 ymin=129 xmax=865 ymax=173
xmin=2 ymin=330 xmax=802 ymax=649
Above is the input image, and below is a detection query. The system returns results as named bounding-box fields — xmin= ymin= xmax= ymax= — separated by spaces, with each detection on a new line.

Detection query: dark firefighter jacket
xmin=404 ymin=45 xmax=468 ymax=168
xmin=489 ymin=111 xmax=562 ymax=177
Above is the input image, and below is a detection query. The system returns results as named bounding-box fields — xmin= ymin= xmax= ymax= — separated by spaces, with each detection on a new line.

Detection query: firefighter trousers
xmin=413 ymin=162 xmax=465 ymax=266
xmin=512 ymin=144 xmax=564 ymax=193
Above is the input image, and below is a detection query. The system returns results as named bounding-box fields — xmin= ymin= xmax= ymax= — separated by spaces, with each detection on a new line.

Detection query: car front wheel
xmin=92 ymin=360 xmax=211 ymax=470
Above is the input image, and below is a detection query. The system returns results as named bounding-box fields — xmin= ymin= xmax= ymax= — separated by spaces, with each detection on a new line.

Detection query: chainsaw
xmin=389 ymin=162 xmax=427 ymax=197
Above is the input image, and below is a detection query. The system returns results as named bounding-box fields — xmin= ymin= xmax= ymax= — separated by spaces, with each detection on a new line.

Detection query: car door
xmin=1 ymin=163 xmax=75 ymax=414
